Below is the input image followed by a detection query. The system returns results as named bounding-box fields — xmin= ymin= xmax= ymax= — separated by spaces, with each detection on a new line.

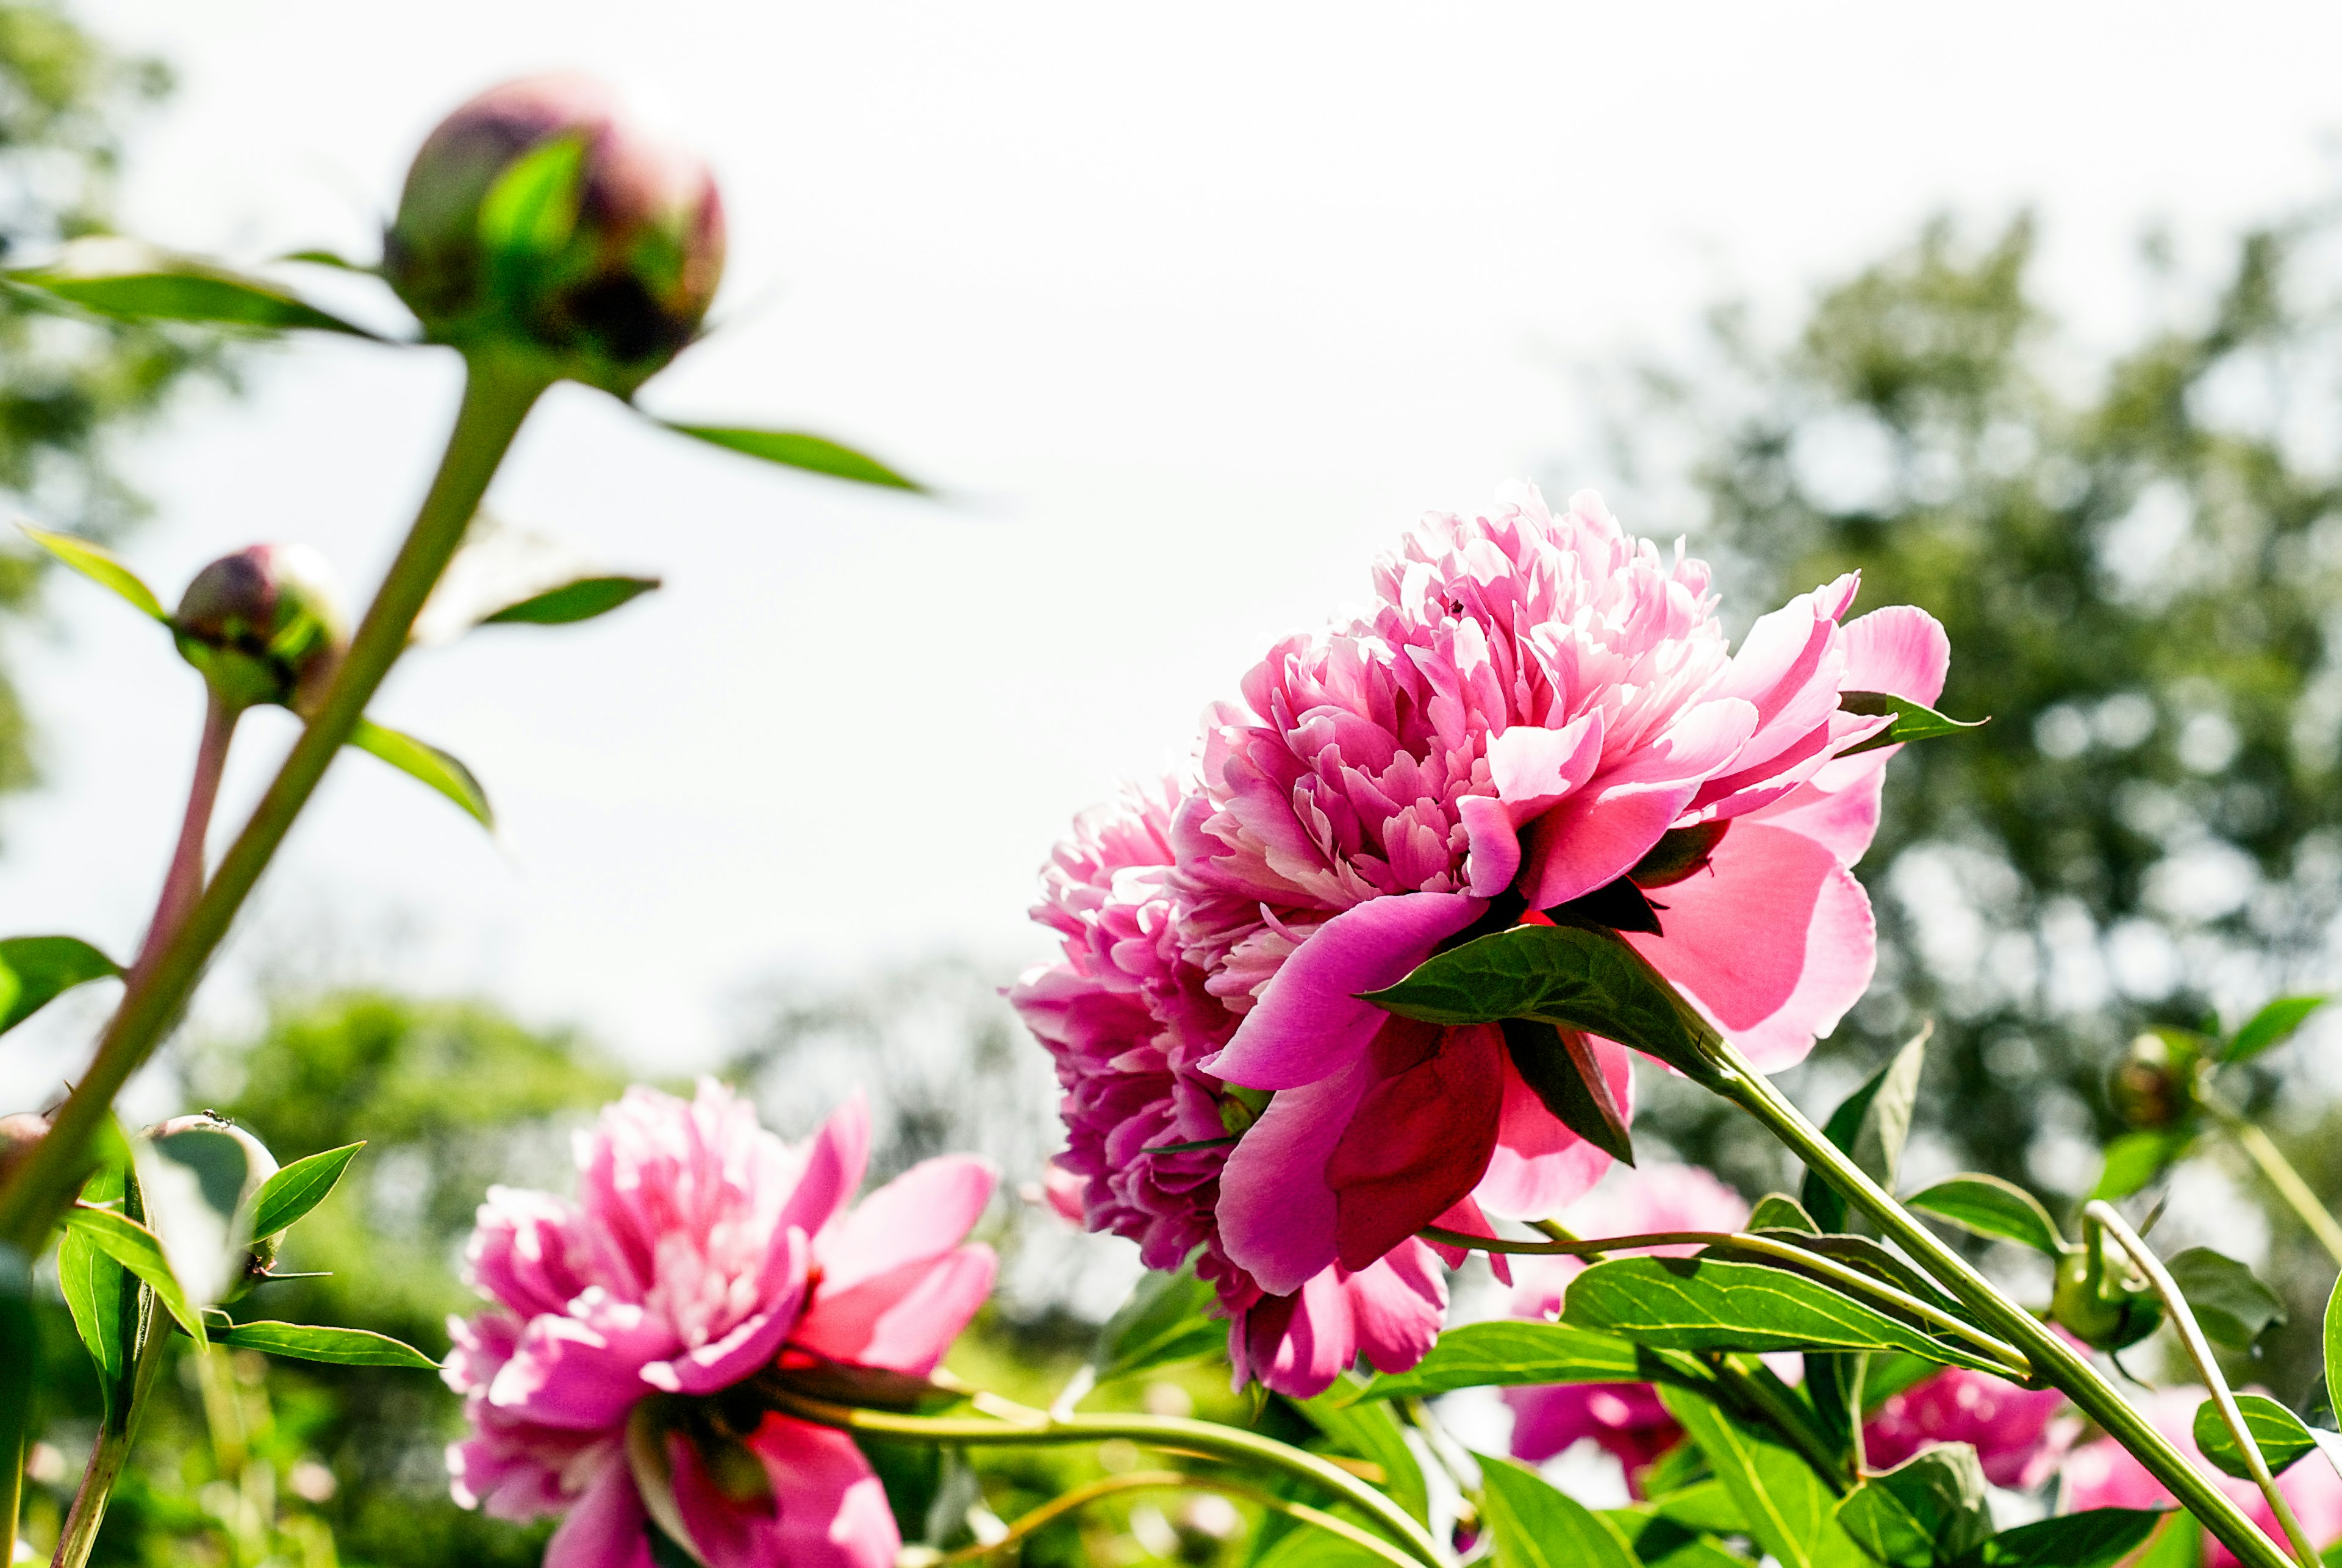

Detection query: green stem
xmin=1709 ymin=1033 xmax=2296 ymax=1568
xmin=2085 ymin=1202 xmax=2319 ymax=1568
xmin=758 ymin=1388 xmax=1447 ymax=1567
xmin=2202 ymin=1095 xmax=2342 ymax=1270
xmin=0 ymin=352 xmax=550 ymax=1253
xmin=132 ymin=691 xmax=241 ymax=982
xmin=51 ymin=1296 xmax=170 ymax=1568
xmin=928 ymin=1468 xmax=1420 ymax=1568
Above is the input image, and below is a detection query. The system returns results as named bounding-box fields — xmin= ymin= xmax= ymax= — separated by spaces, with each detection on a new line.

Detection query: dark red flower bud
xmin=385 ymin=74 xmax=726 ymax=395
xmin=2108 ymin=1030 xmax=2199 ymax=1131
xmin=173 ymin=543 xmax=347 ymax=714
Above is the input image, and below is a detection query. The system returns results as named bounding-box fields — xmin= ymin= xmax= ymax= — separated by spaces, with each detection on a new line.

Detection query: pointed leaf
xmin=480 ymin=574 xmax=660 ymax=626
xmin=1298 ymin=1378 xmax=1428 ymax=1524
xmin=1946 ymin=1509 xmax=2166 ymax=1568
xmin=58 ymin=1160 xmax=132 ymax=1411
xmin=1660 ymin=1387 xmax=1866 ymax=1568
xmin=1802 ymin=1030 xmax=1927 ymax=1233
xmin=2326 ymin=1273 xmax=2342 ymax=1457
xmin=1094 ymin=1261 xmax=1224 ymax=1381
xmin=1907 ymin=1175 xmax=2066 ymax=1257
xmin=9 ymin=238 xmax=379 ymax=337
xmin=663 ymin=423 xmax=925 ymax=492
xmin=1836 ymin=692 xmax=1988 ymax=758
xmin=2224 ymin=996 xmax=2327 ymax=1064
xmin=18 ymin=525 xmax=165 ymax=620
xmin=1832 ymin=1443 xmax=1993 ymax=1568
xmin=1480 ymin=1455 xmax=1644 ymax=1568
xmin=478 ymin=134 xmax=587 ymax=257
xmin=2091 ymin=1130 xmax=2188 ymax=1201
xmin=213 ymin=1320 xmax=437 ymax=1369
xmin=275 ymin=249 xmax=373 ymax=273
xmin=1603 ymin=1511 xmax=1756 ymax=1568
xmin=348 ymin=719 xmax=493 ymax=828
xmin=1348 ymin=1320 xmax=1710 ymax=1402
xmin=65 ymin=1203 xmax=202 ymax=1341
xmin=1503 ymin=1017 xmax=1633 ymax=1164
xmin=1749 ymin=1194 xmax=1821 ymax=1234
xmin=1644 ymin=1482 xmax=1748 ymax=1536
xmin=247 ymin=1142 xmax=363 ymax=1240
xmin=2165 ymin=1248 xmax=2285 ymax=1350
xmin=0 ymin=934 xmax=123 ymax=1034
xmin=2191 ymin=1394 xmax=2316 ymax=1480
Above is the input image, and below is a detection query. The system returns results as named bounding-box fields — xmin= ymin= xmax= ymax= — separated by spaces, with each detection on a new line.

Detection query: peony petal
xmin=1625 ymin=822 xmax=1875 ymax=1072
xmin=1841 ymin=605 xmax=1949 ymax=707
xmin=1522 ymin=698 xmax=1758 ymax=907
xmin=1487 ymin=712 xmax=1603 ymax=822
xmin=1345 ymin=1241 xmax=1448 ymax=1374
xmin=1459 ymin=794 xmax=1522 ymax=898
xmin=1216 ymin=1061 xmax=1375 ymax=1294
xmin=793 ymin=1244 xmax=998 ymax=1375
xmin=1427 ymin=1193 xmax=1511 ymax=1285
xmin=1476 ymin=1036 xmax=1633 ymax=1219
xmin=467 ymin=1187 xmax=593 ymax=1320
xmin=777 ymin=1094 xmax=872 ymax=1242
xmin=1325 ymin=1021 xmax=1506 ymax=1272
xmin=746 ymin=1416 xmax=900 ymax=1568
xmin=813 ymin=1155 xmax=997 ymax=1295
xmin=1199 ymin=891 xmax=1483 ymax=1090
xmin=1742 ymin=753 xmax=1888 ymax=867
xmin=667 ymin=1429 xmax=778 ymax=1568
xmin=490 ymin=1297 xmax=679 ymax=1431
xmin=544 ymin=1452 xmax=655 ymax=1568
xmin=1239 ymin=1269 xmax=1356 ymax=1400
xmin=640 ymin=1232 xmax=809 ymax=1396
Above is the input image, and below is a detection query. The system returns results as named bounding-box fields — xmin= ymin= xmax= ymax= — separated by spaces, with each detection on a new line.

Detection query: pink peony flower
xmin=1187 ymin=485 xmax=1948 ymax=1292
xmin=1011 ymin=782 xmax=1447 ymax=1399
xmin=2061 ymin=1387 xmax=2342 ymax=1568
xmin=1864 ymin=1367 xmax=2069 ymax=1487
xmin=1502 ymin=1164 xmax=1749 ymax=1483
xmin=443 ymin=1081 xmax=997 ymax=1568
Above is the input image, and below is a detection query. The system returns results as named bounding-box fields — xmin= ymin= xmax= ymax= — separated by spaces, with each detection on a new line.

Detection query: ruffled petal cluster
xmin=445 ymin=1082 xmax=996 ymax=1568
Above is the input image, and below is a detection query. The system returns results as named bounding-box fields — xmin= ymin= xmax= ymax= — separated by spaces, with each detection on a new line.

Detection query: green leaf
xmin=2166 ymin=1248 xmax=2285 ymax=1350
xmin=0 ymin=933 xmax=123 ymax=1034
xmin=1731 ymin=1233 xmax=1965 ymax=1317
xmin=1907 ymin=1175 xmax=2066 ymax=1257
xmin=1833 ymin=1443 xmax=1993 ymax=1567
xmin=1645 ymin=1481 xmax=1747 ymax=1535
xmin=9 ymin=238 xmax=379 ymax=337
xmin=1861 ymin=1353 xmax=1943 ymax=1411
xmin=348 ymin=718 xmax=493 ymax=828
xmin=1349 ymin=1320 xmax=1710 ymax=1402
xmin=1749 ymin=1194 xmax=1821 ymax=1234
xmin=2326 ymin=1272 xmax=2342 ymax=1457
xmin=1503 ymin=1017 xmax=1633 ymax=1164
xmin=1836 ymin=692 xmax=1988 ymax=758
xmin=57 ymin=1164 xmax=132 ymax=1409
xmin=1094 ymin=1261 xmax=1223 ymax=1381
xmin=1604 ymin=1511 xmax=1757 ymax=1568
xmin=2224 ymin=996 xmax=2327 ymax=1064
xmin=1363 ymin=923 xmax=1719 ymax=1083
xmin=1250 ymin=1531 xmax=1394 ymax=1568
xmin=2091 ymin=1130 xmax=2188 ymax=1201
xmin=476 ymin=132 xmax=587 ymax=257
xmin=1946 ymin=1509 xmax=2166 ymax=1568
xmin=2192 ymin=1393 xmax=2316 ymax=1480
xmin=246 ymin=1142 xmax=363 ymax=1241
xmin=1563 ymin=1254 xmax=1999 ymax=1372
xmin=1479 ymin=1454 xmax=1644 ymax=1568
xmin=213 ymin=1320 xmax=438 ymax=1369
xmin=1660 ymin=1386 xmax=1867 ymax=1568
xmin=276 ymin=248 xmax=373 ymax=273
xmin=479 ymin=575 xmax=661 ymax=626
xmin=1297 ymin=1377 xmax=1428 ymax=1524
xmin=18 ymin=524 xmax=166 ymax=619
xmin=1802 ymin=1029 xmax=1927 ymax=1233
xmin=663 ymin=423 xmax=926 ymax=492
xmin=65 ymin=1203 xmax=202 ymax=1341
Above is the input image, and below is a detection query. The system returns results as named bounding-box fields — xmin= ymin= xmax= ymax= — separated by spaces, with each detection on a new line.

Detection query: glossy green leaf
xmin=2192 ymin=1393 xmax=2316 ymax=1480
xmin=2224 ymin=995 xmax=2327 ymax=1064
xmin=1836 ymin=691 xmax=1988 ymax=757
xmin=57 ymin=1161 xmax=132 ymax=1411
xmin=2166 ymin=1248 xmax=2285 ymax=1350
xmin=1094 ymin=1261 xmax=1223 ymax=1381
xmin=2091 ymin=1130 xmax=2188 ymax=1200
xmin=1644 ymin=1481 xmax=1747 ymax=1536
xmin=1363 ymin=923 xmax=1719 ymax=1083
xmin=1603 ymin=1511 xmax=1756 ymax=1568
xmin=663 ymin=423 xmax=925 ymax=492
xmin=1660 ymin=1387 xmax=1866 ymax=1568
xmin=1947 ymin=1509 xmax=2166 ymax=1568
xmin=1480 ymin=1455 xmax=1643 ymax=1568
xmin=0 ymin=933 xmax=123 ymax=1034
xmin=1861 ymin=1353 xmax=1944 ymax=1412
xmin=1563 ymin=1255 xmax=1999 ymax=1372
xmin=2326 ymin=1273 xmax=2342 ymax=1459
xmin=348 ymin=718 xmax=493 ymax=828
xmin=479 ymin=574 xmax=661 ymax=626
xmin=9 ymin=238 xmax=378 ymax=337
xmin=1749 ymin=1194 xmax=1821 ymax=1234
xmin=65 ymin=1203 xmax=202 ymax=1341
xmin=213 ymin=1320 xmax=437 ymax=1369
xmin=1297 ymin=1378 xmax=1428 ymax=1524
xmin=1350 ymin=1320 xmax=1708 ymax=1402
xmin=247 ymin=1141 xmax=363 ymax=1241
xmin=18 ymin=524 xmax=165 ymax=619
xmin=1833 ymin=1443 xmax=1992 ymax=1567
xmin=1503 ymin=1017 xmax=1633 ymax=1164
xmin=1730 ymin=1233 xmax=1964 ymax=1316
xmin=1907 ymin=1175 xmax=2066 ymax=1257
xmin=1802 ymin=1029 xmax=1926 ymax=1233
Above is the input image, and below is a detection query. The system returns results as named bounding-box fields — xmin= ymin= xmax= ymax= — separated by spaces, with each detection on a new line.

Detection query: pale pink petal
xmin=1488 ymin=713 xmax=1603 ymax=821
xmin=1841 ymin=605 xmax=1949 ymax=707
xmin=467 ymin=1187 xmax=593 ymax=1320
xmin=813 ymin=1155 xmax=997 ymax=1294
xmin=793 ymin=1244 xmax=998 ymax=1375
xmin=747 ymin=1416 xmax=899 ymax=1568
xmin=1742 ymin=756 xmax=1887 ymax=867
xmin=777 ymin=1094 xmax=872 ymax=1241
xmin=544 ymin=1452 xmax=655 ymax=1568
xmin=1217 ymin=1061 xmax=1375 ymax=1294
xmin=640 ymin=1232 xmax=809 ymax=1395
xmin=1477 ymin=1036 xmax=1633 ymax=1218
xmin=1199 ymin=892 xmax=1483 ymax=1090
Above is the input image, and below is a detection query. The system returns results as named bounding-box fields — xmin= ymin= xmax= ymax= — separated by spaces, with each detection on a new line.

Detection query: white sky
xmin=7 ymin=0 xmax=2342 ymax=1098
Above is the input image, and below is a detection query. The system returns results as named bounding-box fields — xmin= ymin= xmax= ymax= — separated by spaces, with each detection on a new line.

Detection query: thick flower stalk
xmin=2063 ymin=1387 xmax=2342 ymax=1568
xmin=445 ymin=1082 xmax=996 ymax=1568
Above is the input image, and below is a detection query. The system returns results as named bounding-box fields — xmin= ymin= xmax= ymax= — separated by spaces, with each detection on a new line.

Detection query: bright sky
xmin=7 ymin=1 xmax=2342 ymax=1098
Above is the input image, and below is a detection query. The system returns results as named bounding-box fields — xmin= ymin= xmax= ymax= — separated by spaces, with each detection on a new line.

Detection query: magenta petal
xmin=776 ymin=1094 xmax=872 ymax=1242
xmin=544 ymin=1453 xmax=655 ymax=1568
xmin=490 ymin=1297 xmax=679 ymax=1430
xmin=640 ymin=1231 xmax=808 ymax=1396
xmin=1217 ymin=1061 xmax=1374 ymax=1294
xmin=814 ymin=1155 xmax=997 ymax=1295
xmin=1522 ymin=777 xmax=1704 ymax=909
xmin=1345 ymin=1241 xmax=1448 ymax=1375
xmin=1428 ymin=1194 xmax=1511 ymax=1285
xmin=746 ymin=1416 xmax=900 ymax=1568
xmin=1841 ymin=605 xmax=1949 ymax=706
xmin=1459 ymin=795 xmax=1522 ymax=897
xmin=1242 ymin=1268 xmax=1358 ymax=1399
xmin=1198 ymin=891 xmax=1483 ymax=1090
xmin=794 ymin=1244 xmax=998 ymax=1375
xmin=1477 ymin=1036 xmax=1633 ymax=1219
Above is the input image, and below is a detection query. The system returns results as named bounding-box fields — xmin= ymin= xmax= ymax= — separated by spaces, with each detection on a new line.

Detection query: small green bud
xmin=2110 ymin=1031 xmax=2200 ymax=1131
xmin=2050 ymin=1232 xmax=2163 ymax=1351
xmin=173 ymin=544 xmax=346 ymax=714
xmin=385 ymin=74 xmax=726 ymax=395
xmin=144 ymin=1112 xmax=282 ymax=1297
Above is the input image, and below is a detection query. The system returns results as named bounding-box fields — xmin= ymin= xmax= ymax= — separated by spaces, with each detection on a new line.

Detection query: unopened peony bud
xmin=174 ymin=544 xmax=347 ymax=714
xmin=2108 ymin=1031 xmax=2199 ymax=1130
xmin=143 ymin=1112 xmax=282 ymax=1296
xmin=0 ymin=1111 xmax=49 ymax=1187
xmin=385 ymin=74 xmax=726 ymax=394
xmin=2050 ymin=1232 xmax=2163 ymax=1351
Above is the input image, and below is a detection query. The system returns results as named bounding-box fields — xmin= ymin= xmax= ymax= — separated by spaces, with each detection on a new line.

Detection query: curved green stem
xmin=758 ymin=1388 xmax=1447 ymax=1567
xmin=52 ymin=1294 xmax=170 ymax=1568
xmin=926 ymin=1468 xmax=1420 ymax=1568
xmin=0 ymin=351 xmax=550 ymax=1253
xmin=2201 ymin=1094 xmax=2342 ymax=1270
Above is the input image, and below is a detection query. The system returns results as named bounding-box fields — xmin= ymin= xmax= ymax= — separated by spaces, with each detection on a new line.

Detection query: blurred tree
xmin=0 ymin=1 xmax=225 ymax=800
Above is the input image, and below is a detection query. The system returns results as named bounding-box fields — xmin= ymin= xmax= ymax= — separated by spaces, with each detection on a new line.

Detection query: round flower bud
xmin=0 ymin=1111 xmax=50 ymax=1189
xmin=143 ymin=1112 xmax=282 ymax=1297
xmin=384 ymin=74 xmax=726 ymax=395
xmin=173 ymin=544 xmax=348 ymax=714
xmin=2050 ymin=1234 xmax=2163 ymax=1351
xmin=2109 ymin=1031 xmax=2199 ymax=1131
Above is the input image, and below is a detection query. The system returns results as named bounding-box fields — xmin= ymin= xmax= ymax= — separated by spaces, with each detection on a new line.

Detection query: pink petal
xmin=640 ymin=1231 xmax=809 ymax=1396
xmin=1237 ymin=1267 xmax=1357 ymax=1399
xmin=1345 ymin=1241 xmax=1449 ymax=1374
xmin=1476 ymin=1036 xmax=1633 ymax=1219
xmin=1625 ymin=822 xmax=1875 ymax=1072
xmin=1841 ymin=605 xmax=1949 ymax=707
xmin=1424 ymin=1193 xmax=1509 ymax=1283
xmin=490 ymin=1295 xmax=679 ymax=1431
xmin=793 ymin=1244 xmax=998 ymax=1375
xmin=1216 ymin=1061 xmax=1375 ymax=1294
xmin=814 ymin=1155 xmax=997 ymax=1295
xmin=1325 ymin=1021 xmax=1506 ymax=1272
xmin=467 ymin=1187 xmax=593 ymax=1320
xmin=777 ymin=1094 xmax=872 ymax=1242
xmin=1488 ymin=713 xmax=1604 ymax=821
xmin=1522 ymin=698 xmax=1758 ymax=907
xmin=1198 ymin=891 xmax=1484 ymax=1090
xmin=666 ymin=1429 xmax=779 ymax=1568
xmin=1741 ymin=753 xmax=1887 ymax=867
xmin=544 ymin=1452 xmax=655 ymax=1568
xmin=1459 ymin=795 xmax=1522 ymax=897
xmin=747 ymin=1416 xmax=900 ymax=1568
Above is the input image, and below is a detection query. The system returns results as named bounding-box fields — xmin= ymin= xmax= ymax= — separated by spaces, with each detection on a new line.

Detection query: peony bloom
xmin=443 ymin=1082 xmax=997 ymax=1568
xmin=1012 ymin=782 xmax=1447 ymax=1398
xmin=1187 ymin=485 xmax=1948 ymax=1293
xmin=1502 ymin=1164 xmax=1749 ymax=1483
xmin=1864 ymin=1367 xmax=2069 ymax=1487
xmin=2062 ymin=1387 xmax=2342 ymax=1568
